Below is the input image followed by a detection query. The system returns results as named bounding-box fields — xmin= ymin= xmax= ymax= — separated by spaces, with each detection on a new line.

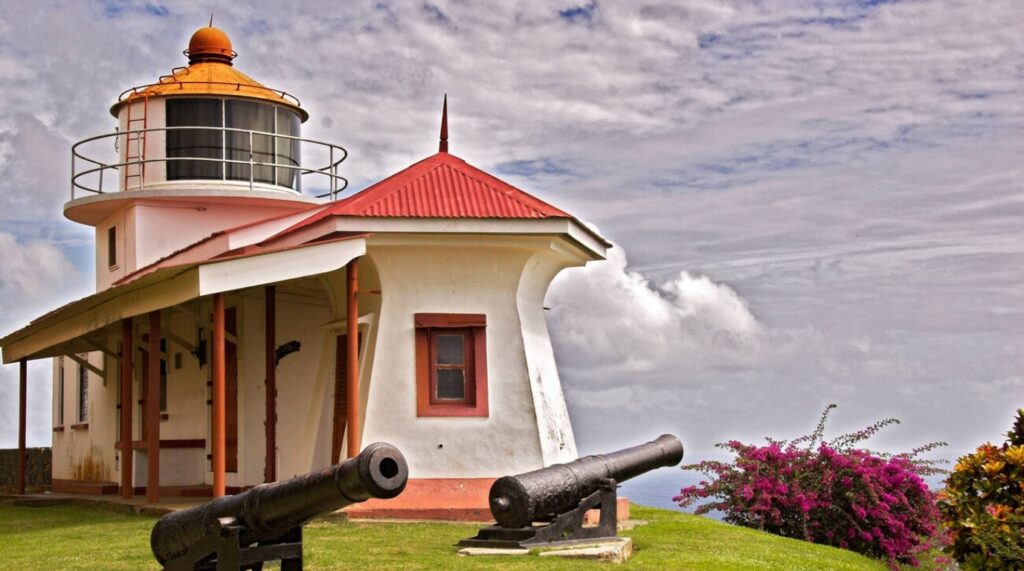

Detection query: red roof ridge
xmin=272 ymin=152 xmax=573 ymax=239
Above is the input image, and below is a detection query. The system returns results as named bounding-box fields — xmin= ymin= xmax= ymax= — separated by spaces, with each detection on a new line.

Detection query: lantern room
xmin=66 ymin=24 xmax=349 ymax=291
xmin=66 ymin=25 xmax=347 ymax=227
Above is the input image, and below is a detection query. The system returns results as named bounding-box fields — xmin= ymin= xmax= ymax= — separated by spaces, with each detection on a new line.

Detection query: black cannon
xmin=460 ymin=434 xmax=684 ymax=549
xmin=151 ymin=442 xmax=408 ymax=570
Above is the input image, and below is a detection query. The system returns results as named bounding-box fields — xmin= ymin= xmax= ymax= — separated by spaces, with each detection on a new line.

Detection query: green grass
xmin=0 ymin=503 xmax=888 ymax=570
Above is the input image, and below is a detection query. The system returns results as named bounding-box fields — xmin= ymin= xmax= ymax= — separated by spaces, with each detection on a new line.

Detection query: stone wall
xmin=0 ymin=448 xmax=51 ymax=488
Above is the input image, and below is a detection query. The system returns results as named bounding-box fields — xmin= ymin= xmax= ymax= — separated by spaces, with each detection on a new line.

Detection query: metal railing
xmin=71 ymin=126 xmax=348 ymax=201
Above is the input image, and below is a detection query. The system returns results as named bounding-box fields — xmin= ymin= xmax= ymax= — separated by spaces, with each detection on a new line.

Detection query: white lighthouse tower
xmin=1 ymin=23 xmax=609 ymax=518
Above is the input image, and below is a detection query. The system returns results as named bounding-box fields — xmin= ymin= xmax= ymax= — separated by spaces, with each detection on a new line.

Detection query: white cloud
xmin=0 ymin=232 xmax=88 ymax=448
xmin=547 ymin=243 xmax=762 ymax=379
xmin=0 ymin=0 xmax=1019 ymax=462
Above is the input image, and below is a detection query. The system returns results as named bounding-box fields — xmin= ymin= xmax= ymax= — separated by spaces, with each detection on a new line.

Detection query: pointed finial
xmin=439 ymin=94 xmax=448 ymax=153
xmin=209 ymin=13 xmax=214 ymax=27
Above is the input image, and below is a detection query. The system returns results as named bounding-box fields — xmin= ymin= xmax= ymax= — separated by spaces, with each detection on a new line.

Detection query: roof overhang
xmin=0 ymin=236 xmax=366 ymax=364
xmin=270 ymin=216 xmax=610 ymax=262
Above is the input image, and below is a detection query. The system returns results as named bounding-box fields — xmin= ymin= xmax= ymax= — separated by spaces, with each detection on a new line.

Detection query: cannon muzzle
xmin=151 ymin=442 xmax=408 ymax=565
xmin=489 ymin=434 xmax=683 ymax=528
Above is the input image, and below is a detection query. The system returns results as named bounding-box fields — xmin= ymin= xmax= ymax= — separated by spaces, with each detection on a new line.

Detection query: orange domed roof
xmin=186 ymin=26 xmax=236 ymax=64
xmin=110 ymin=24 xmax=308 ymax=121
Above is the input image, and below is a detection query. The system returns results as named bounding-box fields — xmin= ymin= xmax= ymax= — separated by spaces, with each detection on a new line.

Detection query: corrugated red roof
xmin=281 ymin=152 xmax=572 ymax=234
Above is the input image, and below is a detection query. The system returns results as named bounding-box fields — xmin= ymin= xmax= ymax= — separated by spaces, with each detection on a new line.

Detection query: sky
xmin=0 ymin=0 xmax=1021 ymax=470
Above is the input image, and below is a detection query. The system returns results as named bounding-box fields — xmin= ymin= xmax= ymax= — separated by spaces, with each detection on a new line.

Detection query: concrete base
xmin=458 ymin=547 xmax=531 ymax=557
xmin=458 ymin=537 xmax=633 ymax=563
xmin=539 ymin=537 xmax=633 ymax=563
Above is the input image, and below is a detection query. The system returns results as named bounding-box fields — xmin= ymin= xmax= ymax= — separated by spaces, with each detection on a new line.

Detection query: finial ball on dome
xmin=186 ymin=26 xmax=236 ymax=64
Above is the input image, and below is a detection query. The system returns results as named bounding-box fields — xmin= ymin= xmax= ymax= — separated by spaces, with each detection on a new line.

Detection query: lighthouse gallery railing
xmin=71 ymin=126 xmax=349 ymax=201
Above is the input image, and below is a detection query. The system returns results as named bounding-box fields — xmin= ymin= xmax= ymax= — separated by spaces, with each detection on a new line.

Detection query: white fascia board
xmin=1 ymin=268 xmax=200 ymax=364
xmin=198 ymin=238 xmax=366 ymax=296
xmin=331 ymin=217 xmax=607 ymax=260
xmin=566 ymin=220 xmax=609 ymax=260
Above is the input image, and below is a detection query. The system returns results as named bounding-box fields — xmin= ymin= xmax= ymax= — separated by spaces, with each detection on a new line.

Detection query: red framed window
xmin=415 ymin=314 xmax=488 ymax=417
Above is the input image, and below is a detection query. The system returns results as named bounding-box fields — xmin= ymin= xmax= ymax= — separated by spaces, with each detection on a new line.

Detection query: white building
xmin=0 ymin=24 xmax=608 ymax=518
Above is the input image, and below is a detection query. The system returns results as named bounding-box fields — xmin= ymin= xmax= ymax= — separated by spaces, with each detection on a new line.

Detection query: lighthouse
xmin=1 ymin=24 xmax=609 ymax=518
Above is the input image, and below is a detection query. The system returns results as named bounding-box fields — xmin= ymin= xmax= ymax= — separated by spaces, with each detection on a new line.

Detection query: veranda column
xmin=146 ymin=310 xmax=161 ymax=503
xmin=346 ymin=260 xmax=360 ymax=459
xmin=212 ymin=293 xmax=226 ymax=497
xmin=120 ymin=318 xmax=134 ymax=499
xmin=264 ymin=285 xmax=276 ymax=483
xmin=17 ymin=359 xmax=26 ymax=495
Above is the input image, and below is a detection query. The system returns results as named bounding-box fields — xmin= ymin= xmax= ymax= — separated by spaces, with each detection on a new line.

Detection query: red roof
xmin=284 ymin=152 xmax=572 ymax=233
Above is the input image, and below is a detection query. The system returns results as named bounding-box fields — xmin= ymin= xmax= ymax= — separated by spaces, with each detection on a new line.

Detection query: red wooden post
xmin=346 ymin=260 xmax=360 ymax=459
xmin=212 ymin=293 xmax=226 ymax=497
xmin=264 ymin=285 xmax=276 ymax=482
xmin=146 ymin=311 xmax=161 ymax=503
xmin=120 ymin=318 xmax=134 ymax=499
xmin=17 ymin=359 xmax=27 ymax=495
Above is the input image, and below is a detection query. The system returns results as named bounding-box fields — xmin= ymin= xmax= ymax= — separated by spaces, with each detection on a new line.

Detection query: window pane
xmin=276 ymin=108 xmax=301 ymax=190
xmin=436 ymin=369 xmax=466 ymax=400
xmin=226 ymin=100 xmax=275 ymax=184
xmin=159 ymin=359 xmax=168 ymax=412
xmin=107 ymin=226 xmax=117 ymax=267
xmin=78 ymin=364 xmax=88 ymax=422
xmin=436 ymin=334 xmax=465 ymax=365
xmin=57 ymin=366 xmax=64 ymax=426
xmin=166 ymin=99 xmax=223 ymax=180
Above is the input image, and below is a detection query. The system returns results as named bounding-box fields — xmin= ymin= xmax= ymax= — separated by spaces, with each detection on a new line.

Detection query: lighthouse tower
xmin=67 ymin=25 xmax=344 ymax=291
xmin=1 ymin=23 xmax=609 ymax=517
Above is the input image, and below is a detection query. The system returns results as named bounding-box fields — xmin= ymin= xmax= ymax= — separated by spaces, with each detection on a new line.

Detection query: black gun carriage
xmin=150 ymin=442 xmax=408 ymax=570
xmin=460 ymin=434 xmax=684 ymax=549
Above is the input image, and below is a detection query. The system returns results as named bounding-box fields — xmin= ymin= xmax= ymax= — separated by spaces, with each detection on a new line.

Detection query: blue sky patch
xmin=496 ymin=158 xmax=574 ymax=178
xmin=559 ymin=2 xmax=597 ymax=24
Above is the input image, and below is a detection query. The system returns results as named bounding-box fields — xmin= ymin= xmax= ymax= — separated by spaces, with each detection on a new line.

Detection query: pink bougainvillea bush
xmin=674 ymin=405 xmax=947 ymax=567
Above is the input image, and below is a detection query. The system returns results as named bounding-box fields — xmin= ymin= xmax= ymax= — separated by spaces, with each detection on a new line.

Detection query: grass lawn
xmin=0 ymin=503 xmax=889 ymax=570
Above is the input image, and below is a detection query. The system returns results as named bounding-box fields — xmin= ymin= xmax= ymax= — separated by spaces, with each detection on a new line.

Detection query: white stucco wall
xmin=50 ymin=352 xmax=117 ymax=483
xmin=94 ymin=202 xmax=301 ymax=292
xmin=359 ymin=240 xmax=581 ymax=478
xmin=517 ymin=250 xmax=581 ymax=465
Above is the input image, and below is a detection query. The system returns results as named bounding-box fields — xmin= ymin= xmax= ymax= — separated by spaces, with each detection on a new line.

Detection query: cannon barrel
xmin=151 ymin=442 xmax=408 ymax=564
xmin=489 ymin=434 xmax=683 ymax=528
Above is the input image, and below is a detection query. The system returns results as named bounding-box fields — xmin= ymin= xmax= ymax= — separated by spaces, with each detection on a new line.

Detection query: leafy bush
xmin=939 ymin=409 xmax=1024 ymax=570
xmin=674 ymin=405 xmax=946 ymax=567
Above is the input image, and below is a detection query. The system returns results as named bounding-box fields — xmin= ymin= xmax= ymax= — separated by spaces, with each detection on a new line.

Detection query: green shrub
xmin=939 ymin=409 xmax=1024 ymax=569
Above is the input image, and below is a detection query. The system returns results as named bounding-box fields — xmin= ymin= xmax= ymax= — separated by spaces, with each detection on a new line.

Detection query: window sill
xmin=108 ymin=264 xmax=120 ymax=272
xmin=52 ymin=426 xmax=65 ymax=432
xmin=70 ymin=422 xmax=89 ymax=430
xmin=417 ymin=404 xmax=488 ymax=418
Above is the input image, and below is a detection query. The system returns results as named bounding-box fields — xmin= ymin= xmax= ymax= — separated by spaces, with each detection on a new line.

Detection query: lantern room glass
xmin=164 ymin=98 xmax=301 ymax=191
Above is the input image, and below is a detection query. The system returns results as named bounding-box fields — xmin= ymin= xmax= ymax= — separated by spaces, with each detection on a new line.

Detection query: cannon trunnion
xmin=151 ymin=442 xmax=408 ymax=570
xmin=460 ymin=434 xmax=684 ymax=549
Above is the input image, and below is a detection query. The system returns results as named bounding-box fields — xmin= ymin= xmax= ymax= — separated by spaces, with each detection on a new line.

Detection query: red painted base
xmin=344 ymin=477 xmax=495 ymax=521
xmin=583 ymin=496 xmax=631 ymax=524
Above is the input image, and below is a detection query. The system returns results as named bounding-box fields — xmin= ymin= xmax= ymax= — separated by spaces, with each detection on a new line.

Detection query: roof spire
xmin=209 ymin=13 xmax=214 ymax=27
xmin=439 ymin=94 xmax=448 ymax=153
